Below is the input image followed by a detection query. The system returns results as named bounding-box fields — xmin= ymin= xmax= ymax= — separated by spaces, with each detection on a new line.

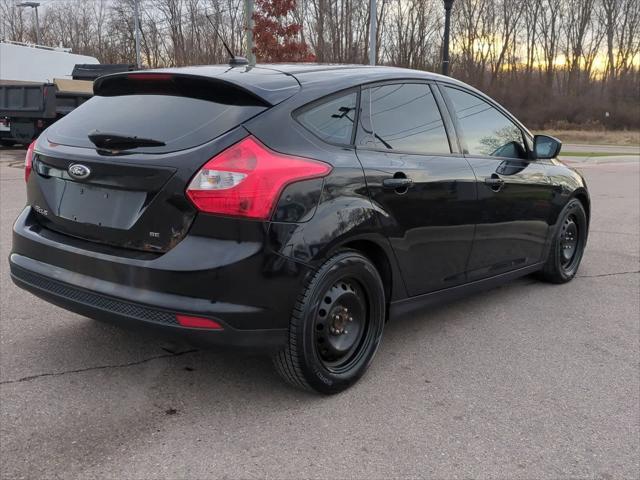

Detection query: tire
xmin=273 ymin=250 xmax=386 ymax=394
xmin=0 ymin=140 xmax=15 ymax=148
xmin=538 ymin=198 xmax=588 ymax=283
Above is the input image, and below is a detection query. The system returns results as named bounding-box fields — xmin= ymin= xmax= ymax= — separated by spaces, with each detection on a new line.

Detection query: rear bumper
xmin=10 ymin=256 xmax=287 ymax=349
xmin=10 ymin=207 xmax=312 ymax=349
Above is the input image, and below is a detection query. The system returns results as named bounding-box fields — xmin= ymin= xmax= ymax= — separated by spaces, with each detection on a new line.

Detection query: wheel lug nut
xmin=344 ymin=330 xmax=348 ymax=335
xmin=348 ymin=316 xmax=353 ymax=322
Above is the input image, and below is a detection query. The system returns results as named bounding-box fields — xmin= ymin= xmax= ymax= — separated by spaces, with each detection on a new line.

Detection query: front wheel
xmin=273 ymin=250 xmax=386 ymax=394
xmin=538 ymin=198 xmax=588 ymax=283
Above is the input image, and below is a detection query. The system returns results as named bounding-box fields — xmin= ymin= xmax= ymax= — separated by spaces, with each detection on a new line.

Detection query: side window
xmin=365 ymin=83 xmax=450 ymax=154
xmin=297 ymin=91 xmax=358 ymax=145
xmin=444 ymin=86 xmax=526 ymax=159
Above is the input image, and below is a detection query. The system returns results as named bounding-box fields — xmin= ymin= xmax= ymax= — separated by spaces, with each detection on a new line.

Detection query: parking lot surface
xmin=1 ymin=146 xmax=638 ymax=479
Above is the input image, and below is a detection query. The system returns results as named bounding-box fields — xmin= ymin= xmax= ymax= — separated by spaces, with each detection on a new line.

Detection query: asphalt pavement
xmin=1 ymin=146 xmax=638 ymax=479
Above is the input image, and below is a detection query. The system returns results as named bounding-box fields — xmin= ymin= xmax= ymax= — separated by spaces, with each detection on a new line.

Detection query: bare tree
xmin=0 ymin=0 xmax=637 ymax=129
xmin=0 ymin=0 xmax=28 ymax=43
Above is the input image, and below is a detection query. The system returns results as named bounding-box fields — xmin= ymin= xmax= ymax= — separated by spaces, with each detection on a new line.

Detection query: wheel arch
xmin=572 ymin=188 xmax=591 ymax=228
xmin=333 ymin=237 xmax=408 ymax=317
xmin=342 ymin=239 xmax=392 ymax=302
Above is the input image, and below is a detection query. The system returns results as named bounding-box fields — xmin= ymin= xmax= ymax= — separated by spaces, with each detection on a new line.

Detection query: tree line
xmin=1 ymin=0 xmax=638 ymax=129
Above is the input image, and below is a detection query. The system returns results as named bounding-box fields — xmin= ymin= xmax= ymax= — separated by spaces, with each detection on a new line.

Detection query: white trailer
xmin=0 ymin=41 xmax=100 ymax=83
xmin=0 ymin=41 xmax=101 ymax=145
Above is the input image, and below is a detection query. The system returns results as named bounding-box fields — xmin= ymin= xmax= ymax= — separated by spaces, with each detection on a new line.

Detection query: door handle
xmin=383 ymin=177 xmax=413 ymax=190
xmin=484 ymin=176 xmax=505 ymax=191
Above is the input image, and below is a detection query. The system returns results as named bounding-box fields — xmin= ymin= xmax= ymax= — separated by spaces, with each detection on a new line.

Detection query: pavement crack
xmin=0 ymin=349 xmax=198 ymax=386
xmin=577 ymin=270 xmax=639 ymax=278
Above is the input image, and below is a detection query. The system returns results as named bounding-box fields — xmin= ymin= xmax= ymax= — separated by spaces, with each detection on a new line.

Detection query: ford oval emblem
xmin=68 ymin=164 xmax=91 ymax=180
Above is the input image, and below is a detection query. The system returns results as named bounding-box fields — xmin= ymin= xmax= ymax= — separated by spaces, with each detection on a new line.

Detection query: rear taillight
xmin=186 ymin=136 xmax=331 ymax=219
xmin=25 ymin=140 xmax=36 ymax=182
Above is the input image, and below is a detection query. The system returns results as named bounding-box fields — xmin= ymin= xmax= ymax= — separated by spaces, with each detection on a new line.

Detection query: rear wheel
xmin=538 ymin=198 xmax=587 ymax=283
xmin=273 ymin=250 xmax=385 ymax=394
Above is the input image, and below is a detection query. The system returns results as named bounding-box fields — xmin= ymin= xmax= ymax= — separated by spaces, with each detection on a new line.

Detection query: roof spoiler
xmin=93 ymin=72 xmax=269 ymax=107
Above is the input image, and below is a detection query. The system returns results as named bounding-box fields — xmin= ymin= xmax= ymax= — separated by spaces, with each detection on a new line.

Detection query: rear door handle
xmin=382 ymin=178 xmax=413 ymax=190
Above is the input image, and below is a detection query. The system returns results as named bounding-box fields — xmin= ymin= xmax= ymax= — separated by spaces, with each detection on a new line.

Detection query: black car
xmin=9 ymin=64 xmax=589 ymax=394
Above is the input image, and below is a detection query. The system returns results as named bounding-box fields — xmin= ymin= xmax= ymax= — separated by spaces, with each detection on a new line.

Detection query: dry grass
xmin=539 ymin=129 xmax=640 ymax=146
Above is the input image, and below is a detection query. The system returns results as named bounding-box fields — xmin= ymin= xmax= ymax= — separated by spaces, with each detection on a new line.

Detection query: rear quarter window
xmin=296 ymin=91 xmax=358 ymax=145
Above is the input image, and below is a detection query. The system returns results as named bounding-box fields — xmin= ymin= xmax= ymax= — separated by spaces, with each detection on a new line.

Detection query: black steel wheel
xmin=559 ymin=215 xmax=579 ymax=269
xmin=273 ymin=250 xmax=386 ymax=394
xmin=314 ymin=279 xmax=368 ymax=372
xmin=538 ymin=198 xmax=588 ymax=283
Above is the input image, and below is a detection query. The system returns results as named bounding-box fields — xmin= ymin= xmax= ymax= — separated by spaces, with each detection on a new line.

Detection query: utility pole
xmin=442 ymin=0 xmax=454 ymax=76
xmin=18 ymin=2 xmax=40 ymax=45
xmin=368 ymin=0 xmax=376 ymax=65
xmin=133 ymin=0 xmax=142 ymax=68
xmin=244 ymin=0 xmax=256 ymax=65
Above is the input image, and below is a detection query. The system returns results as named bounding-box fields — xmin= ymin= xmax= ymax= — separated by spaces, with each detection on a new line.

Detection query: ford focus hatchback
xmin=10 ymin=64 xmax=589 ymax=394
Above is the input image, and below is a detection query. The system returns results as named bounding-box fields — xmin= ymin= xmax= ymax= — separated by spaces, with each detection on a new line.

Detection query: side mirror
xmin=533 ymin=135 xmax=562 ymax=159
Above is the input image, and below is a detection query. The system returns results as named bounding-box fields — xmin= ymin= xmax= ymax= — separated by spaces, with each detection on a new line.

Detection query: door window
xmin=444 ymin=87 xmax=526 ymax=159
xmin=362 ymin=83 xmax=450 ymax=154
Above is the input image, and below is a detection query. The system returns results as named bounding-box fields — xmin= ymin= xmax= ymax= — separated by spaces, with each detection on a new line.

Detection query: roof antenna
xmin=205 ymin=13 xmax=249 ymax=66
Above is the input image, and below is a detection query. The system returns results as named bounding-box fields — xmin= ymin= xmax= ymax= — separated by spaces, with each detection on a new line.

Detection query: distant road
xmin=561 ymin=143 xmax=639 ymax=165
xmin=564 ymin=143 xmax=639 ymax=154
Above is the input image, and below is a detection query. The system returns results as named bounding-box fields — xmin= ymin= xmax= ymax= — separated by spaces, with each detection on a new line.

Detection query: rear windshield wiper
xmin=88 ymin=130 xmax=166 ymax=150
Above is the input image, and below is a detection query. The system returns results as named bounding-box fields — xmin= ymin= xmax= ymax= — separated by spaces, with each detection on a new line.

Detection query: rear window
xmin=47 ymin=82 xmax=266 ymax=154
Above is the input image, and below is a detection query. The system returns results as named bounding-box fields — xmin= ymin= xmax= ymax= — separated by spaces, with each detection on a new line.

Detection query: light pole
xmin=244 ymin=0 xmax=256 ymax=65
xmin=133 ymin=0 xmax=141 ymax=68
xmin=18 ymin=2 xmax=40 ymax=45
xmin=369 ymin=0 xmax=376 ymax=65
xmin=442 ymin=0 xmax=454 ymax=76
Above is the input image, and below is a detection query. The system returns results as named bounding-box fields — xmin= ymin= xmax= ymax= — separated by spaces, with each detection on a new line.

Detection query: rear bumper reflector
xmin=176 ymin=314 xmax=223 ymax=330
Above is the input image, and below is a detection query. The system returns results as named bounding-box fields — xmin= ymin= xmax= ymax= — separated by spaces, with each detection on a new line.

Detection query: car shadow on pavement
xmin=5 ymin=274 xmax=541 ymax=403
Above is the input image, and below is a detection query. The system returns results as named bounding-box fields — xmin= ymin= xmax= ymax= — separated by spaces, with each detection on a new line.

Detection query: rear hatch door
xmin=29 ymin=71 xmax=296 ymax=252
